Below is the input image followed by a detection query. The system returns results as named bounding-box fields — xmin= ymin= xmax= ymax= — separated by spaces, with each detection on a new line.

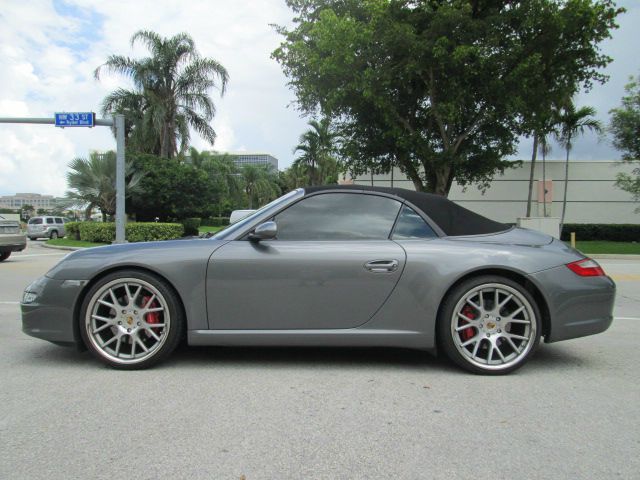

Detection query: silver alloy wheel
xmin=450 ymin=283 xmax=537 ymax=371
xmin=84 ymin=278 xmax=171 ymax=365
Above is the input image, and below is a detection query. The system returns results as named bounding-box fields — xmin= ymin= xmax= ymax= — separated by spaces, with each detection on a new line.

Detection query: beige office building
xmin=351 ymin=160 xmax=638 ymax=224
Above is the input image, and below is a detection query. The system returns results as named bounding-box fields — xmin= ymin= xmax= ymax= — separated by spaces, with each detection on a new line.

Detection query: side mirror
xmin=249 ymin=221 xmax=277 ymax=241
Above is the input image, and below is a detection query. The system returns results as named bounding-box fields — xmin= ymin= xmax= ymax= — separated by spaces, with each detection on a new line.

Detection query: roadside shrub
xmin=126 ymin=223 xmax=184 ymax=242
xmin=561 ymin=224 xmax=640 ymax=242
xmin=65 ymin=221 xmax=81 ymax=240
xmin=79 ymin=222 xmax=115 ymax=243
xmin=182 ymin=217 xmax=201 ymax=236
xmin=201 ymin=216 xmax=230 ymax=227
xmin=77 ymin=222 xmax=184 ymax=243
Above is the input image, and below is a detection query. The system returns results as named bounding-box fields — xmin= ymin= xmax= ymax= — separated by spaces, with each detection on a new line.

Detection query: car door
xmin=206 ymin=192 xmax=407 ymax=330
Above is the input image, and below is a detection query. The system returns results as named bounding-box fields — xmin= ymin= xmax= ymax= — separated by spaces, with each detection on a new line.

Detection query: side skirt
xmin=188 ymin=328 xmax=432 ymax=350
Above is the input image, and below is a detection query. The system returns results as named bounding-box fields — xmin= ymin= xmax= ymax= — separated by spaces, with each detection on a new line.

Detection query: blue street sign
xmin=54 ymin=112 xmax=95 ymax=127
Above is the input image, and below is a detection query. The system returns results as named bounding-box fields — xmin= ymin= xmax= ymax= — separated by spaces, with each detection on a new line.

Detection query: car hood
xmin=446 ymin=227 xmax=554 ymax=247
xmin=46 ymin=238 xmax=227 ymax=280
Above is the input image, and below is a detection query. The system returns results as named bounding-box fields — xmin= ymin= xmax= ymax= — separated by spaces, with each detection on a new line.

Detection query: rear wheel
xmin=0 ymin=252 xmax=10 ymax=262
xmin=50 ymin=230 xmax=58 ymax=239
xmin=79 ymin=270 xmax=184 ymax=369
xmin=437 ymin=275 xmax=541 ymax=375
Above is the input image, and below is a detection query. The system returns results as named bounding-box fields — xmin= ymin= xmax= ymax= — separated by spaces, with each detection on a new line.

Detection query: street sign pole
xmin=0 ymin=114 xmax=127 ymax=242
xmin=115 ymin=114 xmax=126 ymax=243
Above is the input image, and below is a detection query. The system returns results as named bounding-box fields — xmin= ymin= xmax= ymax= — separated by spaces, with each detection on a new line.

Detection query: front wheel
xmin=79 ymin=270 xmax=184 ymax=369
xmin=0 ymin=252 xmax=10 ymax=262
xmin=437 ymin=276 xmax=541 ymax=375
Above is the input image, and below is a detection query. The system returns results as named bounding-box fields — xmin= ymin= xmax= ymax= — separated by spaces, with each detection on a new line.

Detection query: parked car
xmin=27 ymin=216 xmax=66 ymax=240
xmin=21 ymin=186 xmax=615 ymax=374
xmin=0 ymin=219 xmax=27 ymax=261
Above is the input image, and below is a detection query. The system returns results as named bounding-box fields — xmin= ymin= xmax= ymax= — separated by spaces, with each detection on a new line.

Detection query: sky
xmin=0 ymin=0 xmax=638 ymax=197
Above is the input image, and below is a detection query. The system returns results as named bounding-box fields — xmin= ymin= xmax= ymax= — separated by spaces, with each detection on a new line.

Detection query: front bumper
xmin=21 ymin=276 xmax=87 ymax=346
xmin=529 ymin=265 xmax=616 ymax=343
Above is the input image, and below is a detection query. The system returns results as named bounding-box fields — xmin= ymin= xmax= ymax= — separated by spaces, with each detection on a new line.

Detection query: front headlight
xmin=22 ymin=291 xmax=38 ymax=304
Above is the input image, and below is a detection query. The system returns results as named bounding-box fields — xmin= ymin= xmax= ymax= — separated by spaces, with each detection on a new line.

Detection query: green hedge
xmin=561 ymin=224 xmax=640 ymax=242
xmin=65 ymin=221 xmax=81 ymax=240
xmin=201 ymin=216 xmax=230 ymax=227
xmin=77 ymin=222 xmax=184 ymax=243
xmin=182 ymin=217 xmax=201 ymax=236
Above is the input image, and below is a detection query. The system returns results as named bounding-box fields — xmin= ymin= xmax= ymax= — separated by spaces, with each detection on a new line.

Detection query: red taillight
xmin=566 ymin=258 xmax=605 ymax=277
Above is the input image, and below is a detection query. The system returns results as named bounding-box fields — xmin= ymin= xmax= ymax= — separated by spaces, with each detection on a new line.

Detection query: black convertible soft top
xmin=304 ymin=185 xmax=508 ymax=237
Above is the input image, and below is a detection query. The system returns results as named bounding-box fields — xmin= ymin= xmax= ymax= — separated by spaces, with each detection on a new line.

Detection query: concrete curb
xmin=40 ymin=243 xmax=82 ymax=252
xmin=590 ymin=254 xmax=640 ymax=260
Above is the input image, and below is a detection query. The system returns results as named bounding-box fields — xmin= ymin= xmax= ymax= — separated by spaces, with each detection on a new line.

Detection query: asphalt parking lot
xmin=1 ymin=242 xmax=639 ymax=479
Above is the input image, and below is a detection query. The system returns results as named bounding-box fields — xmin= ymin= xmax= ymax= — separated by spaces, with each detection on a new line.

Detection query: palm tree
xmin=240 ymin=164 xmax=280 ymax=209
xmin=65 ymin=151 xmax=142 ymax=221
xmin=293 ymin=118 xmax=339 ymax=186
xmin=556 ymin=104 xmax=602 ymax=231
xmin=95 ymin=30 xmax=229 ymax=158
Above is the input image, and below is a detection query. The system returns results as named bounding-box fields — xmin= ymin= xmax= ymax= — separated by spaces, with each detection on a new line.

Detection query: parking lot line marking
xmin=14 ymin=253 xmax=66 ymax=258
xmin=615 ymin=317 xmax=640 ymax=321
xmin=0 ymin=301 xmax=19 ymax=305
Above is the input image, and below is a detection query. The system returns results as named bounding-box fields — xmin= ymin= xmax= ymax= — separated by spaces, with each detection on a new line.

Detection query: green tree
xmin=240 ymin=164 xmax=280 ymax=209
xmin=95 ymin=30 xmax=229 ymax=158
xmin=293 ymin=118 xmax=340 ymax=186
xmin=129 ymin=154 xmax=222 ymax=221
xmin=65 ymin=151 xmax=142 ymax=221
xmin=274 ymin=0 xmax=622 ymax=195
xmin=556 ymin=103 xmax=602 ymax=229
xmin=610 ymin=75 xmax=640 ymax=209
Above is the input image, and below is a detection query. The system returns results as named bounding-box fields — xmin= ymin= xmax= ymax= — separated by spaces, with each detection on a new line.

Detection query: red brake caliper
xmin=142 ymin=295 xmax=160 ymax=334
xmin=460 ymin=305 xmax=476 ymax=341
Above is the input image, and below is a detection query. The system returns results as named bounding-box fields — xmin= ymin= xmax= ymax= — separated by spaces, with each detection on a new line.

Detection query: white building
xmin=351 ymin=160 xmax=638 ymax=224
xmin=0 ymin=193 xmax=64 ymax=211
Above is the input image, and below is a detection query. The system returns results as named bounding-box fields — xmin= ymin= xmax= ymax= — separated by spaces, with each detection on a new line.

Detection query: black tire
xmin=28 ymin=237 xmax=36 ymax=241
xmin=0 ymin=252 xmax=10 ymax=262
xmin=437 ymin=275 xmax=541 ymax=375
xmin=50 ymin=230 xmax=58 ymax=239
xmin=79 ymin=269 xmax=184 ymax=369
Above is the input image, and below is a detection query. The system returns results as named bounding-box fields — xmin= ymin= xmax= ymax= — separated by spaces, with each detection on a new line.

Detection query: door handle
xmin=364 ymin=260 xmax=399 ymax=273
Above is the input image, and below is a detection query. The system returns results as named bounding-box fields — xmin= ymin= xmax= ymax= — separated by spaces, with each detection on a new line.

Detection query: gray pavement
xmin=1 ymin=241 xmax=639 ymax=479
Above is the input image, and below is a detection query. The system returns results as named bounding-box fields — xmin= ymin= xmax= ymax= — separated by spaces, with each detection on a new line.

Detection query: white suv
xmin=27 ymin=216 xmax=66 ymax=240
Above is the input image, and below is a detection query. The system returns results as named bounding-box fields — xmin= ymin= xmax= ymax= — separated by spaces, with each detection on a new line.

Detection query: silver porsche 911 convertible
xmin=21 ymin=186 xmax=615 ymax=374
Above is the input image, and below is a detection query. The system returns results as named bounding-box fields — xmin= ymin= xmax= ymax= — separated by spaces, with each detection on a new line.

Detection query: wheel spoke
xmin=506 ymin=336 xmax=519 ymax=352
xmin=495 ymin=342 xmax=507 ymax=362
xmin=130 ymin=335 xmax=136 ymax=357
xmin=507 ymin=333 xmax=528 ymax=341
xmin=507 ymin=305 xmax=525 ymax=320
xmin=98 ymin=299 xmax=116 ymax=309
xmin=498 ymin=294 xmax=513 ymax=309
xmin=455 ymin=321 xmax=477 ymax=332
xmin=486 ymin=341 xmax=494 ymax=363
xmin=466 ymin=298 xmax=482 ymax=312
xmin=102 ymin=336 xmax=118 ymax=348
xmin=145 ymin=327 xmax=160 ymax=341
xmin=109 ymin=289 xmax=120 ymax=308
xmin=143 ymin=294 xmax=156 ymax=309
xmin=93 ymin=323 xmax=113 ymax=334
xmin=136 ymin=337 xmax=149 ymax=353
xmin=471 ymin=339 xmax=481 ymax=357
xmin=460 ymin=335 xmax=479 ymax=348
xmin=145 ymin=307 xmax=164 ymax=314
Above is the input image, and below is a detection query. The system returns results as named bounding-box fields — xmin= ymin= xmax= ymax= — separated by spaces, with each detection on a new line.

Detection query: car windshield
xmin=213 ymin=189 xmax=304 ymax=240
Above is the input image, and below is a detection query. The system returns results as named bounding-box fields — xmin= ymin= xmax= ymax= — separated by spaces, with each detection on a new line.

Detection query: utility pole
xmin=0 ymin=113 xmax=127 ymax=242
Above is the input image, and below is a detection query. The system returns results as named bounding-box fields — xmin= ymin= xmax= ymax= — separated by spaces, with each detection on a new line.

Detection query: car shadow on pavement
xmin=20 ymin=340 xmax=594 ymax=373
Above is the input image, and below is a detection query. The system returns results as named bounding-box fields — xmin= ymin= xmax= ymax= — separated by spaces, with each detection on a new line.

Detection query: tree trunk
xmin=560 ymin=145 xmax=571 ymax=233
xmin=434 ymin=165 xmax=452 ymax=196
xmin=526 ymin=134 xmax=538 ymax=217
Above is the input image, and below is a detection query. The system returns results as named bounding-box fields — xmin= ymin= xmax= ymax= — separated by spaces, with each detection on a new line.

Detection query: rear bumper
xmin=529 ymin=265 xmax=616 ymax=343
xmin=0 ymin=235 xmax=27 ymax=252
xmin=21 ymin=276 xmax=85 ymax=346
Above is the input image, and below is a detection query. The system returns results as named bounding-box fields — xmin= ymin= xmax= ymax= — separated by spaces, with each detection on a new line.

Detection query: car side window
xmin=46 ymin=218 xmax=54 ymax=224
xmin=392 ymin=205 xmax=437 ymax=240
xmin=275 ymin=193 xmax=402 ymax=240
xmin=55 ymin=218 xmax=63 ymax=224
